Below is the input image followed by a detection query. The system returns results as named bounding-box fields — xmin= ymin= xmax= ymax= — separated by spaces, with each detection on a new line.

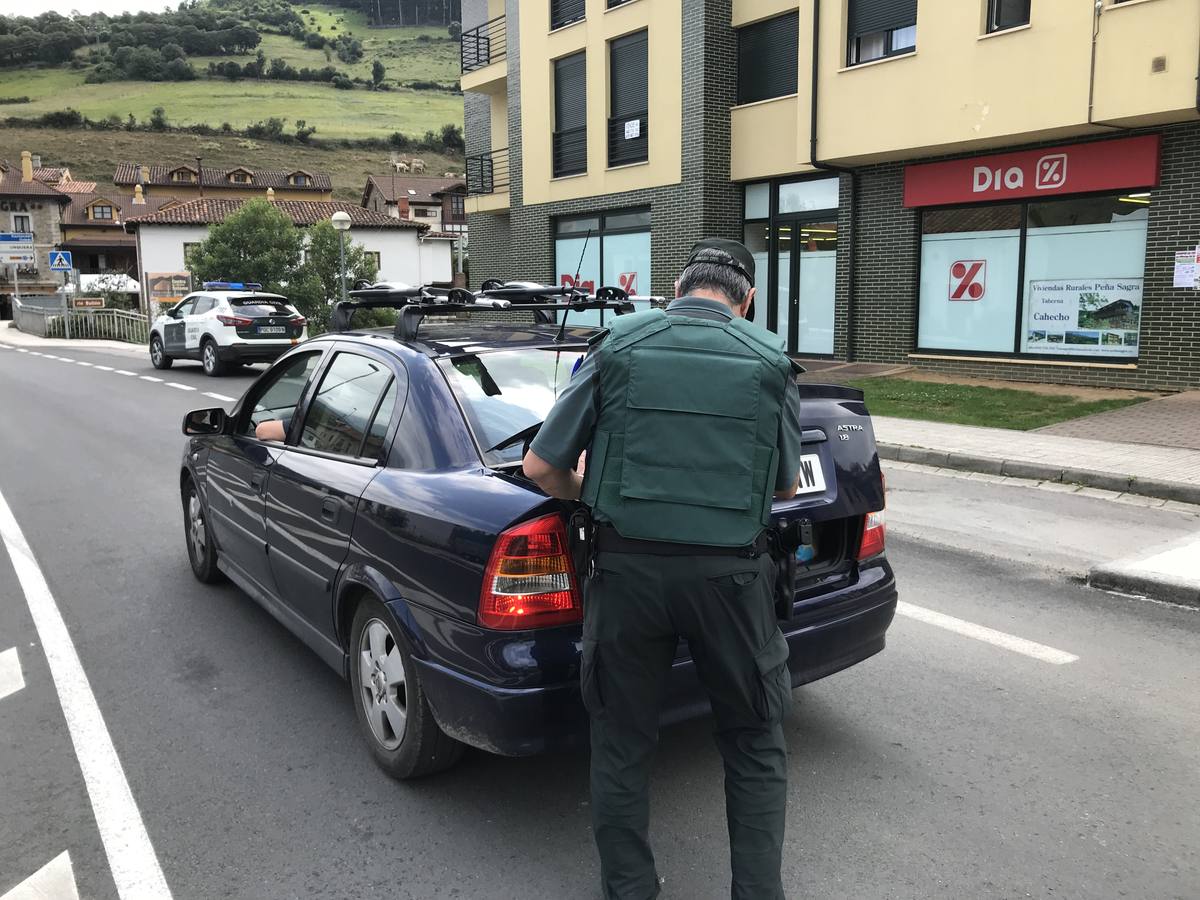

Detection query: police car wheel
xmin=349 ymin=596 xmax=464 ymax=780
xmin=201 ymin=339 xmax=226 ymax=377
xmin=182 ymin=479 xmax=222 ymax=584
xmin=150 ymin=335 xmax=173 ymax=370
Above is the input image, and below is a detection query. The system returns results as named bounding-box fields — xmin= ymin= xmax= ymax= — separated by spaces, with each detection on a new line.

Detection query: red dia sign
xmin=903 ymin=135 xmax=1161 ymax=207
xmin=949 ymin=261 xmax=986 ymax=301
xmin=560 ymin=274 xmax=595 ymax=293
xmin=617 ymin=272 xmax=637 ymax=294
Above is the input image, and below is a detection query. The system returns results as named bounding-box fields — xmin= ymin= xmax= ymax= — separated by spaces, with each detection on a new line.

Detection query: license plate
xmin=795 ymin=454 xmax=827 ymax=495
xmin=258 ymin=326 xmax=286 ymax=334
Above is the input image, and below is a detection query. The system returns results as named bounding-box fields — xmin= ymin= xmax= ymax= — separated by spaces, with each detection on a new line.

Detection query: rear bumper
xmin=413 ymin=559 xmax=898 ymax=757
xmin=216 ymin=342 xmax=295 ymax=363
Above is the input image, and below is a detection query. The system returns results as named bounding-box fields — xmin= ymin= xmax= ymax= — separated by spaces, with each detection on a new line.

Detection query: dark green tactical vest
xmin=580 ymin=305 xmax=792 ymax=547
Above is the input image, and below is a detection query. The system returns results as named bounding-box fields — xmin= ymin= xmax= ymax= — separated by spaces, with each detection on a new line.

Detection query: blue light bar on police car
xmin=202 ymin=281 xmax=263 ymax=291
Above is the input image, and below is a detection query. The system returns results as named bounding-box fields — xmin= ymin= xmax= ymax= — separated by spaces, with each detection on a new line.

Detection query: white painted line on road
xmin=28 ymin=351 xmax=43 ymax=356
xmin=0 ymin=485 xmax=173 ymax=899
xmin=896 ymin=601 xmax=1079 ymax=665
xmin=0 ymin=647 xmax=24 ymax=702
xmin=15 ymin=348 xmax=29 ymax=353
xmin=94 ymin=365 xmax=114 ymax=371
xmin=115 ymin=370 xmax=137 ymax=377
xmin=1 ymin=851 xmax=80 ymax=900
xmin=139 ymin=375 xmax=163 ymax=383
xmin=203 ymin=392 xmax=236 ymax=403
xmin=75 ymin=361 xmax=93 ymax=367
xmin=164 ymin=382 xmax=196 ymax=392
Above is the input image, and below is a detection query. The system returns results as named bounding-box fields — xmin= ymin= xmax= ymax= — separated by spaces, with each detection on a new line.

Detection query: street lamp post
xmin=331 ymin=211 xmax=352 ymax=302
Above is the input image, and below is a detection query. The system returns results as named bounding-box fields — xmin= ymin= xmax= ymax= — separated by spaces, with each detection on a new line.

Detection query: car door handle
xmin=321 ymin=497 xmax=339 ymax=523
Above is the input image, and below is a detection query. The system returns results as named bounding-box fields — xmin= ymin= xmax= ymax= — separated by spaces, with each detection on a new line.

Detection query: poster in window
xmin=1023 ymin=278 xmax=1141 ymax=358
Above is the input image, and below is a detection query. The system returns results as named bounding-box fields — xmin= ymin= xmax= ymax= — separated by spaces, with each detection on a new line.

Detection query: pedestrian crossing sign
xmin=49 ymin=250 xmax=73 ymax=271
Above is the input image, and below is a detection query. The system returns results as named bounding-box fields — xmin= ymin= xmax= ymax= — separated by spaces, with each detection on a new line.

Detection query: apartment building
xmin=460 ymin=0 xmax=1200 ymax=390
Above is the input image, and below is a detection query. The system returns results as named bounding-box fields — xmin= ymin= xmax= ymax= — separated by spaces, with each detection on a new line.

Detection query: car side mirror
xmin=183 ymin=407 xmax=229 ymax=436
xmin=168 ymin=308 xmax=181 ymax=319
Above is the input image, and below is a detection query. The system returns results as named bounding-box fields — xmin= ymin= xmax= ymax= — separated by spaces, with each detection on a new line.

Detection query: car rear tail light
xmin=856 ymin=511 xmax=886 ymax=561
xmin=290 ymin=315 xmax=307 ymax=327
xmin=216 ymin=313 xmax=252 ymax=327
xmin=479 ymin=514 xmax=582 ymax=630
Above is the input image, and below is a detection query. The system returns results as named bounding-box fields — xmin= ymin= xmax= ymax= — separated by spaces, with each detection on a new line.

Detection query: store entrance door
xmin=769 ymin=216 xmax=837 ymax=356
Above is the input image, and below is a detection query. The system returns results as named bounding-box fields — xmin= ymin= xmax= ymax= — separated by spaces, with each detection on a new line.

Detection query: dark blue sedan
xmin=179 ymin=309 xmax=896 ymax=779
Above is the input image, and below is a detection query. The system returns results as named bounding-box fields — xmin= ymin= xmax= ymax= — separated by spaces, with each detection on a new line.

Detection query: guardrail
xmin=13 ymin=296 xmax=150 ymax=344
xmin=461 ymin=15 xmax=506 ymax=73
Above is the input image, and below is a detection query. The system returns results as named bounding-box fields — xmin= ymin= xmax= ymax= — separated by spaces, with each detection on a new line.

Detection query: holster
xmin=767 ymin=517 xmax=810 ymax=622
xmin=567 ymin=506 xmax=595 ymax=578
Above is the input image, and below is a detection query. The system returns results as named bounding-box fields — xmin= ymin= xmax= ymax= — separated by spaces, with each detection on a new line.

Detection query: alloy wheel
xmin=358 ymin=618 xmax=408 ymax=750
xmin=151 ymin=338 xmax=162 ymax=366
xmin=187 ymin=492 xmax=206 ymax=565
xmin=203 ymin=343 xmax=216 ymax=374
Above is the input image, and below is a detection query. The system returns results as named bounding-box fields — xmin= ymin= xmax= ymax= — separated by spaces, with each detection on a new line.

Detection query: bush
xmin=39 ymin=109 xmax=84 ymax=127
xmin=304 ymin=32 xmax=325 ymax=49
xmin=0 ymin=97 xmax=31 ymax=105
xmin=245 ymin=117 xmax=287 ymax=140
xmin=149 ymin=106 xmax=168 ymax=131
xmin=332 ymin=74 xmax=353 ymax=90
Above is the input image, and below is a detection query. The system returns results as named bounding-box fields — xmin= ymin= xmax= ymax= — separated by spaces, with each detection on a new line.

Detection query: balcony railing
xmin=608 ymin=112 xmax=648 ymax=167
xmin=552 ymin=127 xmax=587 ymax=178
xmin=461 ymin=15 xmax=506 ymax=74
xmin=466 ymin=147 xmax=510 ymax=195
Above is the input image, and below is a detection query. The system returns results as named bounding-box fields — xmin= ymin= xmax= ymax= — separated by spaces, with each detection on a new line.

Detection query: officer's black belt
xmin=594 ymin=525 xmax=768 ymax=558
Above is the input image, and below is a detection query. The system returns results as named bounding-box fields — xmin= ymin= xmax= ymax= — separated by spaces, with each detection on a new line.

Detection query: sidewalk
xmin=0 ymin=321 xmax=144 ymax=356
xmin=1038 ymin=390 xmax=1200 ymax=452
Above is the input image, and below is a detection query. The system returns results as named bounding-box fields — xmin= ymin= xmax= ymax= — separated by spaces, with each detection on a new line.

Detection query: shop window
xmin=779 ymin=178 xmax=840 ymax=214
xmin=553 ymin=52 xmax=587 ymax=178
xmin=987 ymin=0 xmax=1030 ymax=33
xmin=848 ymin=0 xmax=917 ymax=65
xmin=609 ymin=30 xmax=648 ymax=167
xmin=737 ymin=12 xmax=799 ymax=105
xmin=918 ymin=204 xmax=1022 ymax=353
xmin=554 ymin=209 xmax=649 ymax=308
xmin=744 ymin=182 xmax=770 ymax=219
xmin=742 ymin=222 xmax=770 ymax=332
xmin=1020 ymin=195 xmax=1148 ymax=359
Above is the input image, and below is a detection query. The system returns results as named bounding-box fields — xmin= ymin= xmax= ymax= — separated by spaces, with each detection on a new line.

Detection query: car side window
xmin=238 ymin=350 xmax=323 ymax=437
xmin=173 ymin=299 xmax=195 ymax=318
xmin=192 ymin=297 xmax=214 ymax=315
xmin=361 ymin=378 xmax=399 ymax=461
xmin=299 ymin=352 xmax=394 ymax=458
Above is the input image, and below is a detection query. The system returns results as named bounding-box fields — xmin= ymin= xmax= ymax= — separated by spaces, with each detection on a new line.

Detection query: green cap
xmin=686 ymin=238 xmax=756 ymax=283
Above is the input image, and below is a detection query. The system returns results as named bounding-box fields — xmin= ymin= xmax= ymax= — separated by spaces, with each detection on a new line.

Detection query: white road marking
xmin=0 ymin=646 xmax=24 ymax=702
xmin=1 ymin=851 xmax=80 ymax=900
xmin=75 ymin=361 xmax=93 ymax=367
xmin=139 ymin=375 xmax=163 ymax=383
xmin=203 ymin=392 xmax=236 ymax=403
xmin=94 ymin=365 xmax=114 ymax=371
xmin=1116 ymin=534 xmax=1200 ymax=582
xmin=115 ymin=370 xmax=137 ymax=377
xmin=28 ymin=351 xmax=43 ymax=356
xmin=164 ymin=382 xmax=195 ymax=392
xmin=0 ymin=486 xmax=173 ymax=899
xmin=896 ymin=601 xmax=1079 ymax=665
xmin=15 ymin=348 xmax=29 ymax=353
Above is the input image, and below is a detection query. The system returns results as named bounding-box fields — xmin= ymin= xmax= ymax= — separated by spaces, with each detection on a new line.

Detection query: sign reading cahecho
xmin=903 ymin=135 xmax=1161 ymax=208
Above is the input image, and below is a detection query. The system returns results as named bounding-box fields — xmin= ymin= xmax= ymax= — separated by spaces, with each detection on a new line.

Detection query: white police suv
xmin=149 ymin=282 xmax=308 ymax=377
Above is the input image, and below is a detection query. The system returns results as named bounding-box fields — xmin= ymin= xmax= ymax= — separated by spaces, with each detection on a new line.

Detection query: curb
xmin=877 ymin=442 xmax=1200 ymax=506
xmin=1087 ymin=566 xmax=1200 ymax=609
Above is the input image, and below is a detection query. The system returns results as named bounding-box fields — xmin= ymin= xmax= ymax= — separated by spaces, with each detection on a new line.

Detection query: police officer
xmin=523 ymin=238 xmax=804 ymax=900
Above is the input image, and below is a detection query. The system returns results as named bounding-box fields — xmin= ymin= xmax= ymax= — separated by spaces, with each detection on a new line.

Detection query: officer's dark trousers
xmin=581 ymin=549 xmax=790 ymax=900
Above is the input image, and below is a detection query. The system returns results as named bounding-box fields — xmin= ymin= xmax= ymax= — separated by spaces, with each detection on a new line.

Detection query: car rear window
xmin=230 ymin=297 xmax=290 ymax=315
xmin=440 ymin=348 xmax=585 ymax=462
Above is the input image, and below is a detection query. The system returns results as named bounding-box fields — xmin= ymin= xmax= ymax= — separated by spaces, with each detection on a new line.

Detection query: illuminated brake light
xmin=856 ymin=510 xmax=886 ymax=560
xmin=216 ymin=313 xmax=253 ymax=327
xmin=479 ymin=514 xmax=582 ymax=629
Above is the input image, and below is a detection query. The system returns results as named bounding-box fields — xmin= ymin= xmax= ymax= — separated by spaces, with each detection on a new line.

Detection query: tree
xmin=371 ymin=58 xmax=385 ymax=88
xmin=148 ymin=105 xmax=168 ymax=131
xmin=287 ymin=220 xmax=378 ymax=334
xmin=188 ymin=199 xmax=303 ymax=294
xmin=295 ymin=119 xmax=316 ymax=143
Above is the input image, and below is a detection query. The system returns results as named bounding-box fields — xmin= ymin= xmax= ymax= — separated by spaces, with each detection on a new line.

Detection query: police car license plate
xmin=795 ymin=454 xmax=827 ymax=496
xmin=258 ymin=326 xmax=287 ymax=334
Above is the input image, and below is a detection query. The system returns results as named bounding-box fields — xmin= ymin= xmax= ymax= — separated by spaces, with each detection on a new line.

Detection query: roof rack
xmin=332 ymin=280 xmax=644 ymax=343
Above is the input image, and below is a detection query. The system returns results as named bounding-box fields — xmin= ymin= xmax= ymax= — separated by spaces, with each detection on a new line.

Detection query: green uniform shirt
xmin=530 ymin=297 xmax=804 ymax=492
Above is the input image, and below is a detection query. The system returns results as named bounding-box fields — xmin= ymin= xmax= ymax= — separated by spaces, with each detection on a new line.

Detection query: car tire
xmin=349 ymin=596 xmax=464 ymax=780
xmin=201 ymin=339 xmax=227 ymax=377
xmin=150 ymin=334 xmax=173 ymax=370
xmin=182 ymin=478 xmax=223 ymax=584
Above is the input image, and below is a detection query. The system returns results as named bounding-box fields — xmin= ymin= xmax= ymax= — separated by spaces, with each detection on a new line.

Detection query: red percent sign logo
xmin=949 ymin=260 xmax=986 ymax=301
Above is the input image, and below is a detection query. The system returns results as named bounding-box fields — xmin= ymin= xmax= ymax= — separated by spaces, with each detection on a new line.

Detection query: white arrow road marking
xmin=0 ymin=647 xmax=24 ymax=701
xmin=163 ymin=383 xmax=195 ymax=392
xmin=896 ymin=601 xmax=1079 ymax=665
xmin=1 ymin=851 xmax=80 ymax=900
xmin=0 ymin=486 xmax=173 ymax=899
xmin=93 ymin=365 xmax=114 ymax=372
xmin=202 ymin=392 xmax=236 ymax=403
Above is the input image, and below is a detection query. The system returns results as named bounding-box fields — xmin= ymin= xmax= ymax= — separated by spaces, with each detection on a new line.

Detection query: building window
xmin=291 ymin=173 xmax=309 ymax=186
xmin=91 ymin=205 xmax=113 ymax=220
xmin=13 ymin=214 xmax=31 ymax=233
xmin=229 ymin=172 xmax=252 ymax=184
xmin=848 ymin=0 xmax=917 ymax=65
xmin=183 ymin=242 xmax=202 ymax=268
xmin=553 ymin=52 xmax=587 ymax=178
xmin=551 ymin=0 xmax=585 ymax=31
xmin=737 ymin=12 xmax=799 ymax=105
xmin=449 ymin=194 xmax=465 ymax=217
xmin=608 ymin=30 xmax=648 ymax=167
xmin=917 ymin=194 xmax=1149 ymax=359
xmin=987 ymin=0 xmax=1030 ymax=32
xmin=554 ymin=208 xmax=650 ymax=303
xmin=171 ymin=169 xmax=196 ymax=183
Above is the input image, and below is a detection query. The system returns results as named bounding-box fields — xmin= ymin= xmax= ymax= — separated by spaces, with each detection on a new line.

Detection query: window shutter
xmin=610 ymin=31 xmax=647 ymax=118
xmin=848 ymin=0 xmax=917 ymax=37
xmin=737 ymin=12 xmax=799 ymax=106
xmin=555 ymin=52 xmax=587 ymax=130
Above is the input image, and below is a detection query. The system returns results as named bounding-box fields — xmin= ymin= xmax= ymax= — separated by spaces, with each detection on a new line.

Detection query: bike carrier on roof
xmin=331 ymin=280 xmax=649 ymax=343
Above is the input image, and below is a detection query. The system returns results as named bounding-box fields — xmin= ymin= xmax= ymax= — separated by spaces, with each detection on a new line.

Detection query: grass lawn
xmin=846 ymin=377 xmax=1149 ymax=430
xmin=0 ymin=125 xmax=462 ymax=202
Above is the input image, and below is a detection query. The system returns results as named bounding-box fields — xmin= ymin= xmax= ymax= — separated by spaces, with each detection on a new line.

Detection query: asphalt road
xmin=0 ymin=340 xmax=1198 ymax=900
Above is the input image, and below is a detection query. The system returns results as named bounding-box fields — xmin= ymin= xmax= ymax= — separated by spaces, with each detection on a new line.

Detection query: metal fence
xmin=13 ymin=296 xmax=150 ymax=344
